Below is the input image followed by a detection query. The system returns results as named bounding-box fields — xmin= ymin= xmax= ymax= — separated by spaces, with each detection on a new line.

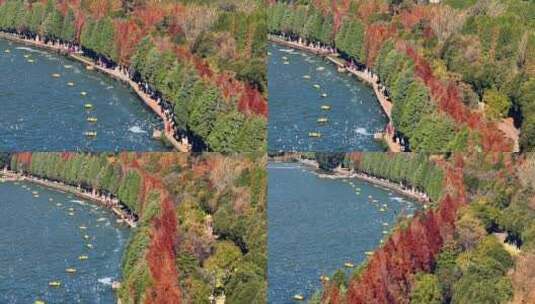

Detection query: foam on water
xmin=15 ymin=46 xmax=47 ymax=54
xmin=98 ymin=277 xmax=113 ymax=286
xmin=128 ymin=126 xmax=147 ymax=134
xmin=355 ymin=127 xmax=371 ymax=136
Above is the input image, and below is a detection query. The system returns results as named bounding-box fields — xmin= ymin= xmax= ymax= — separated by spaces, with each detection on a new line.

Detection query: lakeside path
xmin=1 ymin=170 xmax=137 ymax=228
xmin=270 ymin=158 xmax=430 ymax=203
xmin=270 ymin=36 xmax=401 ymax=152
xmin=0 ymin=32 xmax=190 ymax=152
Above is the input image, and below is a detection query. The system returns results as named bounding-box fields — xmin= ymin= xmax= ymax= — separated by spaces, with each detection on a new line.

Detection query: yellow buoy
xmin=308 ymin=132 xmax=321 ymax=138
xmin=79 ymin=255 xmax=89 ymax=260
xmin=320 ymin=105 xmax=331 ymax=111
xmin=65 ymin=268 xmax=77 ymax=274
xmin=48 ymin=281 xmax=61 ymax=288
xmin=84 ymin=131 xmax=97 ymax=137
xmin=293 ymin=294 xmax=304 ymax=301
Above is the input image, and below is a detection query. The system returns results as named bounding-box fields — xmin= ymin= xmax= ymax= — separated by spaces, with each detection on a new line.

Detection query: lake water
xmin=268 ymin=163 xmax=419 ymax=303
xmin=0 ymin=180 xmax=129 ymax=303
xmin=268 ymin=43 xmax=388 ymax=152
xmin=0 ymin=38 xmax=166 ymax=151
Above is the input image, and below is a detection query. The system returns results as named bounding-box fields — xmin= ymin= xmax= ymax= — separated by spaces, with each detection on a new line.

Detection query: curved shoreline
xmin=269 ymin=35 xmax=401 ymax=152
xmin=269 ymin=158 xmax=430 ymax=203
xmin=0 ymin=32 xmax=190 ymax=152
xmin=1 ymin=169 xmax=137 ymax=228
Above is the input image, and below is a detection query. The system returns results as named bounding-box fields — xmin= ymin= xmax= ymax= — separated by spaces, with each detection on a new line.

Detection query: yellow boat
xmin=84 ymin=103 xmax=93 ymax=109
xmin=51 ymin=73 xmax=61 ymax=78
xmin=344 ymin=262 xmax=355 ymax=268
xmin=84 ymin=131 xmax=97 ymax=137
xmin=308 ymin=132 xmax=321 ymax=138
xmin=48 ymin=281 xmax=61 ymax=287
xmin=320 ymin=105 xmax=331 ymax=111
xmin=79 ymin=255 xmax=89 ymax=260
xmin=293 ymin=294 xmax=304 ymax=301
xmin=67 ymin=82 xmax=75 ymax=86
xmin=87 ymin=117 xmax=98 ymax=123
xmin=317 ymin=117 xmax=328 ymax=124
xmin=66 ymin=268 xmax=77 ymax=273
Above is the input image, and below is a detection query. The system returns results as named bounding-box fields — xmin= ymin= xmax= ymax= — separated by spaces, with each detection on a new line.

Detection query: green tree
xmin=410 ymin=273 xmax=442 ymax=304
xmin=483 ymin=88 xmax=511 ymax=120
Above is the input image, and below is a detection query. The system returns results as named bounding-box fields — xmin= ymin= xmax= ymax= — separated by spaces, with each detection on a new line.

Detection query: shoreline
xmin=269 ymin=158 xmax=430 ymax=203
xmin=1 ymin=169 xmax=137 ymax=228
xmin=269 ymin=35 xmax=401 ymax=152
xmin=0 ymin=32 xmax=190 ymax=152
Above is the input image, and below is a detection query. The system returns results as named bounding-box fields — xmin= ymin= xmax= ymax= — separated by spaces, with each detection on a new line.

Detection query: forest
xmin=0 ymin=0 xmax=268 ymax=152
xmin=8 ymin=152 xmax=267 ymax=304
xmin=297 ymin=152 xmax=535 ymax=304
xmin=268 ymin=0 xmax=535 ymax=152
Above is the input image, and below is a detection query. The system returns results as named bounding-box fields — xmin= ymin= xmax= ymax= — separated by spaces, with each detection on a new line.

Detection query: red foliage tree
xmin=145 ymin=196 xmax=181 ymax=304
